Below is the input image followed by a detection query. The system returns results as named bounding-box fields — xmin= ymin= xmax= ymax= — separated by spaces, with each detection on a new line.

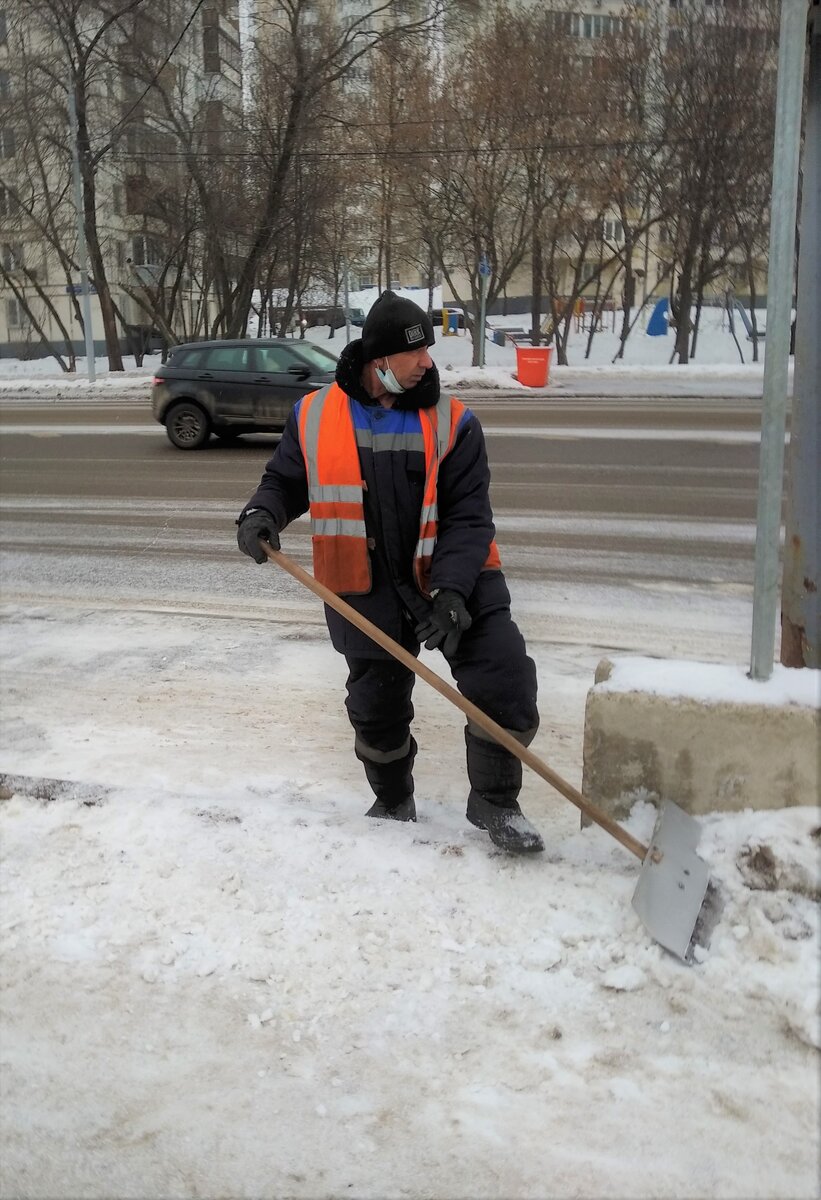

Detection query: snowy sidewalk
xmin=1 ymin=602 xmax=818 ymax=1199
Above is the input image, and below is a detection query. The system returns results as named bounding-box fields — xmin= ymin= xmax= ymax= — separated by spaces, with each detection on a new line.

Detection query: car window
xmin=290 ymin=343 xmax=339 ymax=373
xmin=202 ymin=346 xmax=250 ymax=371
xmin=254 ymin=345 xmax=298 ymax=373
xmin=169 ymin=347 xmax=206 ymax=369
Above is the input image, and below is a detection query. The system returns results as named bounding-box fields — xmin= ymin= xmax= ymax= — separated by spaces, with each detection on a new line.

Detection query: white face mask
xmin=375 ymin=358 xmax=406 ymax=394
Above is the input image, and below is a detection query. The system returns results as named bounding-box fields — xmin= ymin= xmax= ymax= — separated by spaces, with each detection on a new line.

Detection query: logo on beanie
xmin=405 ymin=323 xmax=424 ymax=345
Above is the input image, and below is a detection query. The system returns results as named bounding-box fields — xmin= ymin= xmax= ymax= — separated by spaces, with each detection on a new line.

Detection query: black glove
xmin=415 ymin=589 xmax=472 ymax=657
xmin=236 ymin=507 xmax=280 ymax=563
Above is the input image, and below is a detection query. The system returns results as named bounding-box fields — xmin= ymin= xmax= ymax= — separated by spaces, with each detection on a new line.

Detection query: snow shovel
xmin=260 ymin=544 xmax=720 ymax=964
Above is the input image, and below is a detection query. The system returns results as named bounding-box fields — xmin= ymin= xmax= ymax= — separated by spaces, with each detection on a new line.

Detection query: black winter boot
xmin=465 ymin=730 xmax=544 ymax=854
xmin=358 ymin=737 xmax=417 ymax=822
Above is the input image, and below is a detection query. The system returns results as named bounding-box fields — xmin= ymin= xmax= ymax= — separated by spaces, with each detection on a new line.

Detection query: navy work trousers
xmin=344 ymin=606 xmax=539 ymax=759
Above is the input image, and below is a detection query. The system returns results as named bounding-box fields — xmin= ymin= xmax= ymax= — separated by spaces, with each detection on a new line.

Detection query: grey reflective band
xmin=467 ymin=720 xmax=539 ymax=747
xmin=355 ymin=429 xmax=426 ymax=454
xmin=355 ymin=733 xmax=412 ymax=764
xmin=308 ymin=484 xmax=363 ymax=503
xmin=301 ymin=384 xmax=333 ymax=483
xmin=312 ymin=518 xmax=367 ymax=537
xmin=435 ymin=393 xmax=454 ymax=462
xmin=374 ymin=431 xmax=426 ymax=453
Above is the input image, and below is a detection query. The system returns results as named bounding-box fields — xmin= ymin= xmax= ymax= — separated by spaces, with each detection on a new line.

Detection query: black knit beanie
xmin=361 ymin=290 xmax=435 ymax=361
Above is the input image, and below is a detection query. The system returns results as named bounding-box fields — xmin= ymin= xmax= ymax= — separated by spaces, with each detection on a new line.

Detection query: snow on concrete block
xmin=582 ymin=657 xmax=820 ymax=820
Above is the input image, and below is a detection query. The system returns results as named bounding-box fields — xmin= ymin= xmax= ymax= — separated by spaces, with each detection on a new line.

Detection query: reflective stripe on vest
xmin=298 ymin=383 xmax=371 ymax=595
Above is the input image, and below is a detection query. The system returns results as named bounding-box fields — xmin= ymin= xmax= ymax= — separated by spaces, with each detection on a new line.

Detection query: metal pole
xmin=781 ymin=4 xmax=820 ymax=668
xmin=343 ymin=256 xmax=351 ymax=346
xmin=749 ymin=0 xmax=807 ymax=680
xmin=68 ymin=86 xmax=96 ymax=383
xmin=478 ymin=272 xmax=488 ymax=368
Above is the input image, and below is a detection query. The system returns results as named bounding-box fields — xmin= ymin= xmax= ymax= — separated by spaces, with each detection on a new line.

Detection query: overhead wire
xmin=105 ymin=135 xmax=698 ymax=162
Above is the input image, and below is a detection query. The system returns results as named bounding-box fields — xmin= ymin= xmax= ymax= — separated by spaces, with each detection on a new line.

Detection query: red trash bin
xmin=515 ymin=346 xmax=551 ymax=387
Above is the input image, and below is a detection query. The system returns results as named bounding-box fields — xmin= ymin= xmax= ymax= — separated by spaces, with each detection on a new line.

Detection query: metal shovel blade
xmin=631 ymin=801 xmax=714 ymax=964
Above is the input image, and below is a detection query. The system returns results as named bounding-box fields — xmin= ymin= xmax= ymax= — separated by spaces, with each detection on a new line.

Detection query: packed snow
xmin=1 ymin=294 xmax=817 ymax=1198
xmin=0 ymin=595 xmax=818 ymax=1198
xmin=0 ymin=293 xmax=787 ymax=399
xmin=598 ymin=656 xmax=820 ymax=708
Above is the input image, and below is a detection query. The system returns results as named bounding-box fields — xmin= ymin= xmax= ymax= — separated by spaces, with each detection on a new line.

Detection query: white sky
xmin=1 ymin=303 xmax=818 ymax=1199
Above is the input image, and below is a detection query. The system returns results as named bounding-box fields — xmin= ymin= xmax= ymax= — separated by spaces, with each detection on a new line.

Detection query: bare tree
xmin=13 ymin=0 xmax=167 ymax=370
xmin=198 ymin=0 xmax=443 ymax=338
xmin=659 ymin=2 xmax=776 ymax=364
xmin=403 ymin=18 xmax=530 ymax=366
xmin=0 ymin=259 xmax=77 ymax=369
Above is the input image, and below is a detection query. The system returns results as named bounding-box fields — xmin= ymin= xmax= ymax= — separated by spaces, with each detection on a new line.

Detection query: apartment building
xmin=434 ymin=0 xmax=771 ymax=317
xmin=256 ymin=0 xmax=657 ymax=305
xmin=0 ymin=0 xmax=771 ymax=358
xmin=0 ymin=1 xmax=242 ymax=360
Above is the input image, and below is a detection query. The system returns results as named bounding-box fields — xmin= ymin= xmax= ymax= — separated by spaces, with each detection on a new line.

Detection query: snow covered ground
xmin=0 ymin=579 xmax=818 ymax=1198
xmin=0 ymin=297 xmax=782 ymax=397
xmin=1 ymin=299 xmax=817 ymax=1197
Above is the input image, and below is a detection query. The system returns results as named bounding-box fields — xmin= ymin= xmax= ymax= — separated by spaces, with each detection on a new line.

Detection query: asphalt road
xmin=0 ymin=393 xmax=773 ymax=615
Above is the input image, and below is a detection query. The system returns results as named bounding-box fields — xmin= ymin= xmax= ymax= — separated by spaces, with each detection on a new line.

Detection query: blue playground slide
xmin=646 ymin=297 xmax=669 ymax=336
xmin=733 ymin=298 xmax=766 ymax=341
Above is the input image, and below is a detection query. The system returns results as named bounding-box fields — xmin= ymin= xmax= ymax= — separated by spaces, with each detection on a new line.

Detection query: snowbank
xmin=598 ymin=657 xmax=820 ymax=708
xmin=0 ymin=303 xmax=782 ymax=394
xmin=1 ymin=603 xmax=818 ymax=1199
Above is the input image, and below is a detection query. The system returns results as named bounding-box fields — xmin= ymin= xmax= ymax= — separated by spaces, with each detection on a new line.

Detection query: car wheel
xmin=165 ymin=401 xmax=210 ymax=450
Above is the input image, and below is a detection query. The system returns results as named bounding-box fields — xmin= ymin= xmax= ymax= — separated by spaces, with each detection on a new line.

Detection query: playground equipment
xmin=646 ymin=297 xmax=669 ymax=336
xmin=441 ymin=307 xmax=465 ymax=336
xmin=724 ymin=290 xmax=766 ymax=363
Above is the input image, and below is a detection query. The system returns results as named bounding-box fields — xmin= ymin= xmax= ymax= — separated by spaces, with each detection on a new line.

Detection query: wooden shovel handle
xmin=262 ymin=544 xmax=648 ymax=861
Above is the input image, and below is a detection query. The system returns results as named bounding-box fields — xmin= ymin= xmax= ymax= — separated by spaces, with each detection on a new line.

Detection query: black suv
xmin=151 ymin=338 xmax=338 ymax=449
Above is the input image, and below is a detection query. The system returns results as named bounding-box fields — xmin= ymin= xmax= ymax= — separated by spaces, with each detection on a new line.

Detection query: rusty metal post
xmin=782 ymin=3 xmax=820 ymax=668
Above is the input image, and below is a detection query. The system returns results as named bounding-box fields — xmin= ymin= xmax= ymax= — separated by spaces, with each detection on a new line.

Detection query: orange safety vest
xmin=298 ymin=382 xmax=501 ymax=596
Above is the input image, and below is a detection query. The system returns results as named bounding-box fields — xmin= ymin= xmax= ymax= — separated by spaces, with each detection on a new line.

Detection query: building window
xmin=603 ymin=219 xmax=624 ymax=244
xmin=0 ymin=183 xmax=9 ymax=218
xmin=7 ymin=297 xmax=26 ymax=328
xmin=0 ymin=13 xmax=7 ymax=45
xmin=1 ymin=242 xmax=23 ymax=270
xmin=570 ymin=12 xmax=622 ymax=37
xmin=0 ymin=69 xmax=9 ymax=99
xmin=0 ymin=127 xmax=16 ymax=157
xmin=131 ymin=234 xmax=162 ymax=265
xmin=202 ymin=18 xmax=239 ymax=74
xmin=112 ymin=184 xmax=124 ymax=215
xmin=203 ymin=23 xmax=219 ymax=72
xmin=125 ymin=126 xmax=145 ymax=155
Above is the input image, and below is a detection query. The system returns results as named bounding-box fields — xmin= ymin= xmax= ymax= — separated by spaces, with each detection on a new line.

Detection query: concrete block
xmin=582 ymin=657 xmax=820 ymax=820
